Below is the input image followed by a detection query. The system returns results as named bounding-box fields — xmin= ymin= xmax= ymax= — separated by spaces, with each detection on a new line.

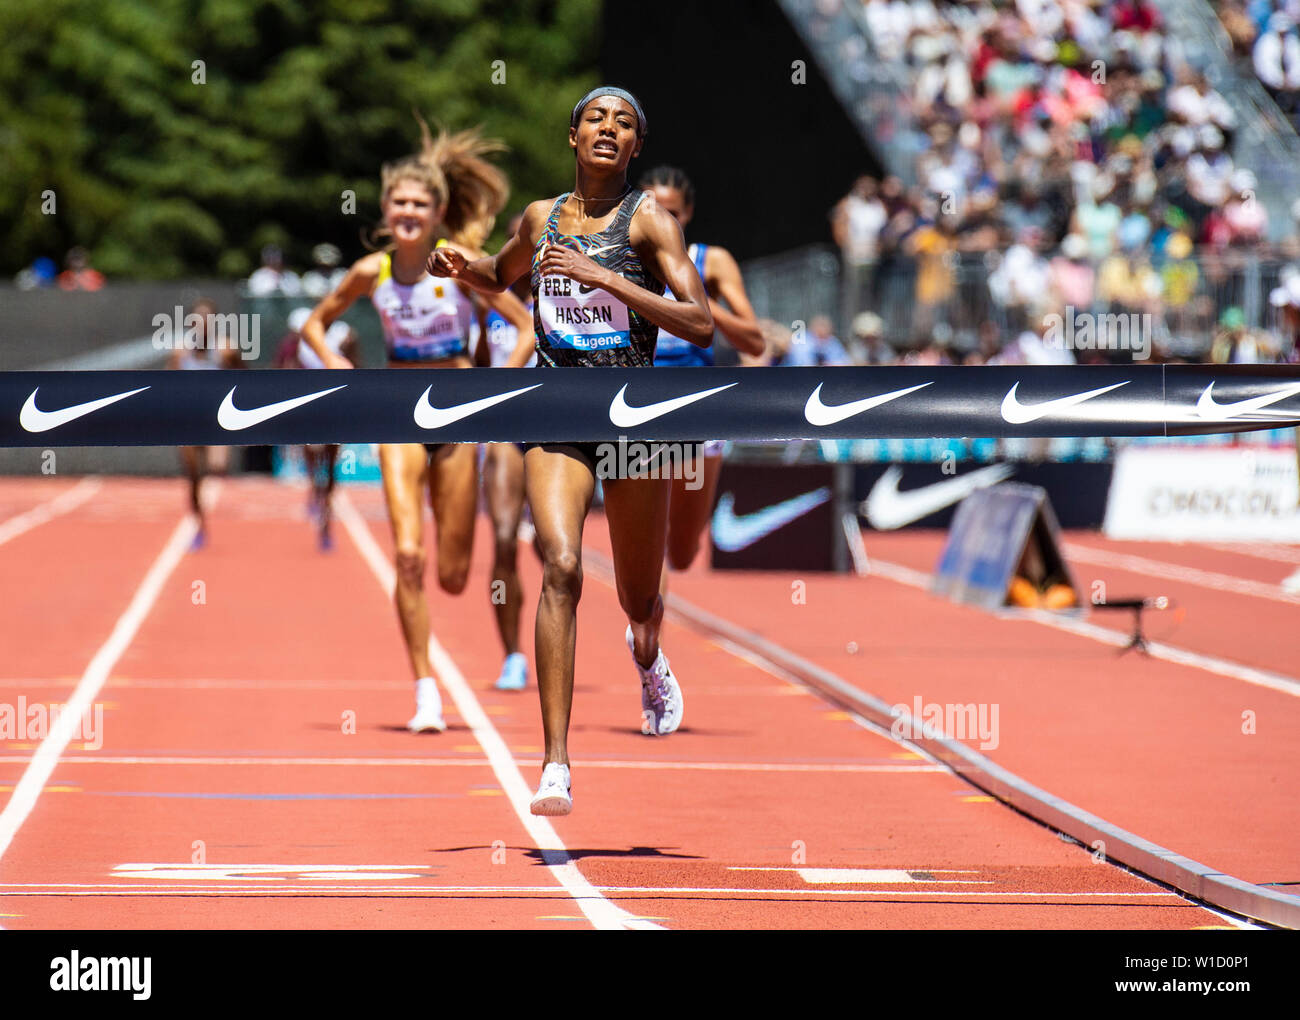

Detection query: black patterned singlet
xmin=530 ymin=189 xmax=664 ymax=367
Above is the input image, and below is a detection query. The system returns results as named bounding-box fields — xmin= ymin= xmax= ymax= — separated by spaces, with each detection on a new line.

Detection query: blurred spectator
xmin=273 ymin=308 xmax=314 ymax=368
xmin=783 ymin=315 xmax=851 ymax=366
xmin=1071 ymin=177 xmax=1122 ymax=261
xmin=1048 ymin=233 xmax=1096 ymax=309
xmin=301 ymin=243 xmax=347 ymax=298
xmin=14 ymin=256 xmax=57 ymax=290
xmin=1159 ymin=231 xmax=1200 ymax=308
xmin=1211 ymin=305 xmax=1279 ymax=362
xmin=1220 ymin=1 xmax=1261 ymax=57
xmin=849 ymin=311 xmax=892 ymax=364
xmin=1166 ymin=71 xmax=1238 ymax=133
xmin=832 ymin=176 xmax=888 ymax=320
xmin=247 ymin=245 xmax=302 ymax=297
xmin=1252 ymin=12 xmax=1300 ymax=112
xmin=1223 ymin=170 xmax=1267 ymax=244
xmin=988 ymin=227 xmax=1050 ymax=326
xmin=57 ymin=247 xmax=105 ymax=291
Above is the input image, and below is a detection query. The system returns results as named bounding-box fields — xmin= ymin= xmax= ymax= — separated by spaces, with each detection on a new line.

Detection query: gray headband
xmin=570 ymin=87 xmax=647 ymax=137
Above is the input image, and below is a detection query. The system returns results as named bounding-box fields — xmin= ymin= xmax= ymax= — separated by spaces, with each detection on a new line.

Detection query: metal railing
xmin=740 ymin=242 xmax=842 ymax=336
xmin=743 ymin=243 xmax=1296 ymax=359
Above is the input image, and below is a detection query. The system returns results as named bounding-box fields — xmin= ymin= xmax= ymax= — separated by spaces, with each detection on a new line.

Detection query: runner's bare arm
xmin=471 ymin=300 xmax=491 ymax=367
xmin=302 ymin=255 xmax=381 ymax=370
xmin=535 ymin=199 xmax=713 ymax=346
xmin=428 ymin=202 xmax=548 ymax=293
xmin=441 ymin=239 xmax=534 ymax=363
xmin=704 ymin=246 xmax=764 ymax=356
xmin=503 ymin=326 xmax=536 ymax=368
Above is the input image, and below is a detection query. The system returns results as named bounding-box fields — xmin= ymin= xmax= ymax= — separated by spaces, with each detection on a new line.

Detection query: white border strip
xmin=867 ymin=558 xmax=1300 ymax=699
xmin=335 ymin=492 xmax=661 ymax=931
xmin=1065 ymin=542 xmax=1300 ymax=605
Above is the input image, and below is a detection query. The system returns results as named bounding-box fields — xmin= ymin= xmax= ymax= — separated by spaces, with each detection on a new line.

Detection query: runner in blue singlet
xmin=639 ymin=166 xmax=764 ymax=595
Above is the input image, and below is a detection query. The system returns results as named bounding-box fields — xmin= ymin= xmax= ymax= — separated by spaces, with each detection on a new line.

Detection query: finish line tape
xmin=2 ymin=365 xmax=1298 ymax=447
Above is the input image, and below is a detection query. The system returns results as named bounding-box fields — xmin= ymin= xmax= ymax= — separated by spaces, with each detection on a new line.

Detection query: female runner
xmin=638 ymin=166 xmax=764 ymax=590
xmin=431 ymin=88 xmax=714 ymax=813
xmin=170 ymin=297 xmax=239 ymax=550
xmin=302 ymin=121 xmax=533 ymax=732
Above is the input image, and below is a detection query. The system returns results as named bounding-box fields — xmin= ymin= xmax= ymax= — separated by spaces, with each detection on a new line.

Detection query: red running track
xmin=0 ymin=477 xmax=1280 ymax=929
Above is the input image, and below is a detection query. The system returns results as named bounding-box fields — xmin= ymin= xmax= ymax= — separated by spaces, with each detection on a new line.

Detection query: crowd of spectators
xmin=245 ymin=244 xmax=347 ymax=299
xmin=821 ymin=0 xmax=1300 ymax=366
xmin=1219 ymin=1 xmax=1300 ymax=120
xmin=14 ymin=248 xmax=105 ymax=291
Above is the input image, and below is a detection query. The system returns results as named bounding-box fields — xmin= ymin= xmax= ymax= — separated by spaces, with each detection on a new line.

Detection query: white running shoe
xmin=626 ymin=626 xmax=684 ymax=736
xmin=494 ymin=652 xmax=528 ymax=691
xmin=407 ymin=676 xmax=446 ymax=733
xmin=529 ymin=762 xmax=572 ymax=816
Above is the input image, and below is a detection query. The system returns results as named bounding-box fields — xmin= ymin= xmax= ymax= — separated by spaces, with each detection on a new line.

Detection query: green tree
xmin=0 ymin=0 xmax=600 ymax=278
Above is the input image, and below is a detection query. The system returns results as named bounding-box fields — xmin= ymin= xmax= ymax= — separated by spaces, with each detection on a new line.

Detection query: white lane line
xmin=0 ymin=478 xmax=102 ymax=548
xmin=0 ymin=513 xmax=199 ymax=863
xmin=1203 ymin=542 xmax=1300 ymax=566
xmin=335 ymin=492 xmax=662 ymax=931
xmin=0 ymin=755 xmax=941 ymax=774
xmin=866 ymin=558 xmax=1300 ymax=700
xmin=1064 ymin=542 xmax=1300 ymax=605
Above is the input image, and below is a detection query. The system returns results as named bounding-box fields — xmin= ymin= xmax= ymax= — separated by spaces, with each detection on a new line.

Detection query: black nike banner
xmin=2 ymin=365 xmax=1299 ymax=447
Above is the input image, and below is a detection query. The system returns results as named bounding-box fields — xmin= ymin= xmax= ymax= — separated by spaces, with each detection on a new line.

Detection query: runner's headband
xmin=570 ymin=87 xmax=647 ymax=137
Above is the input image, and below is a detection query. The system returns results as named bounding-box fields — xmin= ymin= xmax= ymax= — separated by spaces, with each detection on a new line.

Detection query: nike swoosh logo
xmin=863 ymin=463 xmax=1016 ymax=531
xmin=20 ymin=386 xmax=150 ymax=433
xmin=804 ymin=382 xmax=932 ymax=426
xmin=578 ymin=283 xmax=598 ymax=295
xmin=712 ymin=487 xmax=832 ymax=552
xmin=1001 ymin=381 xmax=1128 ymax=424
xmin=1195 ymin=381 xmax=1300 ymax=419
xmin=583 ymin=243 xmax=618 ymax=258
xmin=217 ymin=385 xmax=345 ymax=431
xmin=414 ymin=384 xmax=541 ymax=430
xmin=609 ymin=382 xmax=736 ymax=428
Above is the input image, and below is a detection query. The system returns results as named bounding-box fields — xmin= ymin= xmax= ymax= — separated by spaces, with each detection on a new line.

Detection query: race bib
xmin=385 ymin=308 xmax=465 ymax=361
xmin=538 ymin=275 xmax=631 ymax=351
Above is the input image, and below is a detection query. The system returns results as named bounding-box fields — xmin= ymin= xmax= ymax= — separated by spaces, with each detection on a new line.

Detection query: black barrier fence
xmin=3 ymin=365 xmax=1300 ymax=448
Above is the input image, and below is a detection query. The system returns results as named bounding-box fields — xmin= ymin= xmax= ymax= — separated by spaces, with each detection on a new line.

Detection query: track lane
xmin=652 ymin=526 xmax=1298 ymax=891
xmin=0 ymin=480 xmax=593 ymax=929
xmin=0 ymin=480 xmax=1260 ymax=928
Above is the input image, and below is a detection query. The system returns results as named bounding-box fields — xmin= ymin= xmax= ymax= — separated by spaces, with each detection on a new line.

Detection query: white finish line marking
xmin=0 ymin=884 xmax=1186 ymax=900
xmin=113 ymin=864 xmax=427 ymax=882
xmin=730 ymin=866 xmax=987 ymax=885
xmin=2 ymin=755 xmax=941 ymax=774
